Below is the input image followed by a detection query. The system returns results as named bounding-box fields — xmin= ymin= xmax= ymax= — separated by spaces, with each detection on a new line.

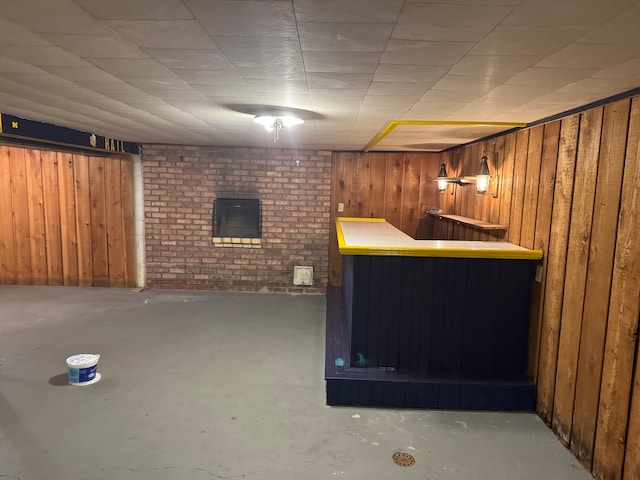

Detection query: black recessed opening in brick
xmin=214 ymin=198 xmax=261 ymax=238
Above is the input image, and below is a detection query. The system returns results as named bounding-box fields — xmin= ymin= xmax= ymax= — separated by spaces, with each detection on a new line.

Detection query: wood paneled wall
xmin=328 ymin=152 xmax=440 ymax=285
xmin=440 ymin=97 xmax=640 ymax=480
xmin=0 ymin=145 xmax=135 ymax=287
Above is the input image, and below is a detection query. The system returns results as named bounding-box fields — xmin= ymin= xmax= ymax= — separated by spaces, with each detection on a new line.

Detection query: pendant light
xmin=476 ymin=155 xmax=490 ymax=194
xmin=437 ymin=163 xmax=449 ymax=193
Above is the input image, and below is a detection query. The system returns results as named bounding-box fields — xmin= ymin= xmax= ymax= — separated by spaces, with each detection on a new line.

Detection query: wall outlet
xmin=337 ymin=202 xmax=344 ymax=212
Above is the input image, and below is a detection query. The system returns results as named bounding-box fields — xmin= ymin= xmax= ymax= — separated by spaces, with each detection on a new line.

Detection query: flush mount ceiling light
xmin=253 ymin=115 xmax=304 ymax=142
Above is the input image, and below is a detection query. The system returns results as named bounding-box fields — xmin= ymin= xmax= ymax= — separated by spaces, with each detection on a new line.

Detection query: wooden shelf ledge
xmin=429 ymin=213 xmax=506 ymax=231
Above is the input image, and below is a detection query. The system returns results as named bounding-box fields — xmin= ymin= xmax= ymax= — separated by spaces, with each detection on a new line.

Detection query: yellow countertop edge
xmin=339 ymin=245 xmax=543 ymax=260
xmin=337 ymin=217 xmax=386 ymax=222
xmin=336 ymin=217 xmax=386 ymax=252
xmin=336 ymin=218 xmax=543 ymax=260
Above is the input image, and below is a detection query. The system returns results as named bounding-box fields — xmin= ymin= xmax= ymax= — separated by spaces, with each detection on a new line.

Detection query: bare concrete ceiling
xmin=0 ymin=0 xmax=639 ymax=151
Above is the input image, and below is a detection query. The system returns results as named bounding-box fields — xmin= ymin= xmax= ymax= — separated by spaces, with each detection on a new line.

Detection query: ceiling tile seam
xmin=290 ymin=1 xmax=324 ymax=137
xmin=297 ymin=21 xmax=397 ymax=25
xmin=0 ymin=95 xmax=139 ymax=131
xmin=76 ymin=51 xmax=235 ymax=126
xmin=359 ymin=6 xmax=516 ymax=142
xmin=46 ymin=27 xmax=190 ymax=110
xmin=346 ymin=1 xmax=409 ymax=142
xmin=178 ymin=0 xmax=254 ymax=109
xmin=389 ymin=4 xmax=521 ymax=112
xmin=69 ymin=0 xmax=195 ymax=22
xmin=399 ymin=2 xmax=519 ymax=111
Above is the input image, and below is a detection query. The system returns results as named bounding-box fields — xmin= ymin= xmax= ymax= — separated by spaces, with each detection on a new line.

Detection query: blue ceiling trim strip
xmin=0 ymin=113 xmax=139 ymax=154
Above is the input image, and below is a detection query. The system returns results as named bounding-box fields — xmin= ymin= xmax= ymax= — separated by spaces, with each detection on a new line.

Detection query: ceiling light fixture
xmin=253 ymin=115 xmax=304 ymax=142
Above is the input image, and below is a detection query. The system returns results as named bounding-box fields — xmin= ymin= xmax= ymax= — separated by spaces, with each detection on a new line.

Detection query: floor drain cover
xmin=392 ymin=452 xmax=416 ymax=467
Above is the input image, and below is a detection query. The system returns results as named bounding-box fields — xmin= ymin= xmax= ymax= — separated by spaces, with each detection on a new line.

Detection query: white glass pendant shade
xmin=476 ymin=156 xmax=490 ymax=194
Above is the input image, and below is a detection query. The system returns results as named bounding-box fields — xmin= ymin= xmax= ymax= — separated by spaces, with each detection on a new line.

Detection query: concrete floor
xmin=0 ymin=286 xmax=592 ymax=480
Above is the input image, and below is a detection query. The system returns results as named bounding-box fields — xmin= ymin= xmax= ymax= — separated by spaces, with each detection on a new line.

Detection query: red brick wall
xmin=141 ymin=145 xmax=332 ymax=293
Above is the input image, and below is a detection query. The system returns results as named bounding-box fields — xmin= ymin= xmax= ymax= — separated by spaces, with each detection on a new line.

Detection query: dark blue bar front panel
xmin=346 ymin=255 xmax=534 ymax=377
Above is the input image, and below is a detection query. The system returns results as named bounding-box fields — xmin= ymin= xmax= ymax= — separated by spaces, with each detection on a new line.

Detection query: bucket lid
xmin=66 ymin=353 xmax=100 ymax=368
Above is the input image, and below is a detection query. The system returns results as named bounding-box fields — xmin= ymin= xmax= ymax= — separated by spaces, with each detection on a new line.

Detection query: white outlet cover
xmin=535 ymin=265 xmax=543 ymax=283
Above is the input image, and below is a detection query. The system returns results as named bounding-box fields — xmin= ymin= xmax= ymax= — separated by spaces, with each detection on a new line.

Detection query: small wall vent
xmin=293 ymin=266 xmax=313 ymax=286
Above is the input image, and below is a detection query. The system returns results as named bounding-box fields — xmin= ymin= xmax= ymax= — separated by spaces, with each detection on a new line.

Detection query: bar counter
xmin=337 ymin=217 xmax=542 ymax=259
xmin=326 ymin=217 xmax=543 ymax=411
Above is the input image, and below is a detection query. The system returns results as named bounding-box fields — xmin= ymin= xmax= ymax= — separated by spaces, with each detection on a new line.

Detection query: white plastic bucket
xmin=66 ymin=354 xmax=101 ymax=386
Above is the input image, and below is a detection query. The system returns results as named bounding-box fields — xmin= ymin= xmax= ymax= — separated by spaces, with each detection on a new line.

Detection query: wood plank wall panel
xmin=0 ymin=145 xmax=134 ymax=287
xmin=0 ymin=146 xmax=18 ymax=283
xmin=327 ymin=155 xmax=340 ymax=286
xmin=519 ymin=125 xmax=544 ymax=249
xmin=448 ymin=149 xmax=463 ymax=240
xmin=571 ymin=99 xmax=630 ymax=469
xmin=75 ymin=155 xmax=94 ymax=286
xmin=328 ymin=152 xmax=440 ymax=285
xmin=105 ymin=158 xmax=125 ymax=287
xmin=10 ymin=148 xmax=32 ymax=284
xmin=477 ymin=141 xmax=493 ymax=240
xmin=25 ymin=150 xmax=48 ymax=284
xmin=592 ymin=98 xmax=640 ymax=480
xmin=434 ymin=94 xmax=640 ymax=479
xmin=327 ymin=152 xmax=352 ymax=286
xmin=552 ymin=107 xmax=604 ymax=444
xmin=618 ymin=97 xmax=640 ymax=480
xmin=89 ymin=157 xmax=109 ymax=287
xmin=58 ymin=152 xmax=80 ymax=285
xmin=352 ymin=152 xmax=370 ymax=218
xmin=41 ymin=151 xmax=63 ymax=285
xmin=463 ymin=142 xmax=482 ymax=240
xmin=479 ymin=140 xmax=495 ymax=240
xmin=536 ymin=115 xmax=580 ymax=424
xmin=419 ymin=153 xmax=439 ymax=225
xmin=508 ymin=130 xmax=530 ymax=245
xmin=625 ymin=347 xmax=640 ymax=479
xmin=369 ymin=153 xmax=387 ymax=217
xmin=402 ymin=155 xmax=422 ymax=238
xmin=469 ymin=142 xmax=481 ymax=239
xmin=384 ymin=153 xmax=404 ymax=229
xmin=451 ymin=149 xmax=465 ymax=240
xmin=497 ymin=132 xmax=517 ymax=235
xmin=468 ymin=142 xmax=481 ymax=240
xmin=489 ymin=136 xmax=506 ymax=230
xmin=527 ymin=121 xmax=561 ymax=381
xmin=120 ymin=158 xmax=136 ymax=287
